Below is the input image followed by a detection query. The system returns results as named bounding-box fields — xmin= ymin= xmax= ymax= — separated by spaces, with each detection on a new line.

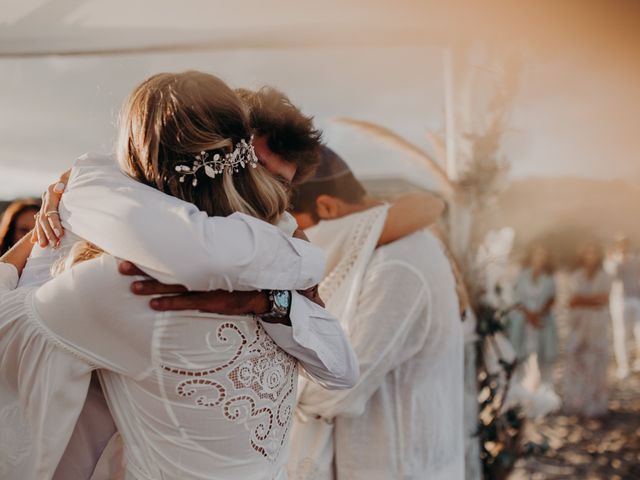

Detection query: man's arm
xmin=297 ymin=260 xmax=430 ymax=419
xmin=259 ymin=293 xmax=359 ymax=389
xmin=38 ymin=155 xmax=325 ymax=292
xmin=378 ymin=191 xmax=445 ymax=247
xmin=121 ymin=262 xmax=359 ymax=390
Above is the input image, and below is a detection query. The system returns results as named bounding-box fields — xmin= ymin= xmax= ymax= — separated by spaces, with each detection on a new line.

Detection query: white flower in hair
xmin=175 ymin=135 xmax=259 ymax=186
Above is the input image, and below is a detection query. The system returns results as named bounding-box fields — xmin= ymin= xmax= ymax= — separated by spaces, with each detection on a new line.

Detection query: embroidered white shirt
xmin=290 ymin=212 xmax=465 ymax=480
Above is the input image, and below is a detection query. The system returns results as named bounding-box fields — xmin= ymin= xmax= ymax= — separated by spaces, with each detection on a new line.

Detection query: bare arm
xmin=118 ymin=261 xmax=357 ymax=389
xmin=377 ymin=191 xmax=445 ymax=247
xmin=570 ymin=293 xmax=609 ymax=309
xmin=0 ymin=230 xmax=35 ymax=275
xmin=538 ymin=297 xmax=555 ymax=316
xmin=516 ymin=304 xmax=543 ymax=328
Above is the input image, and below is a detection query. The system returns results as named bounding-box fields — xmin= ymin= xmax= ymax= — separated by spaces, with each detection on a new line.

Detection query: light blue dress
xmin=507 ymin=268 xmax=558 ymax=365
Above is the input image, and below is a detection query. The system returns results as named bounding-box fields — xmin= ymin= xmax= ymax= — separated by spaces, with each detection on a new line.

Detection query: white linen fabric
xmin=1 ymin=153 xmax=358 ymax=480
xmin=2 ymin=256 xmax=297 ymax=479
xmin=563 ymin=268 xmax=611 ymax=416
xmin=289 ymin=206 xmax=389 ymax=480
xmin=1 ymin=253 xmax=357 ymax=479
xmin=55 ymin=153 xmax=356 ymax=387
xmin=0 ymin=262 xmax=93 ymax=480
xmin=289 ymin=208 xmax=465 ymax=480
xmin=54 ymin=153 xmax=325 ymax=292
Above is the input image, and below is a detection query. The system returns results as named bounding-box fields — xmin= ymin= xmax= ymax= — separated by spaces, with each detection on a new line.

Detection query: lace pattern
xmin=161 ymin=321 xmax=297 ymax=462
xmin=319 ymin=207 xmax=386 ymax=303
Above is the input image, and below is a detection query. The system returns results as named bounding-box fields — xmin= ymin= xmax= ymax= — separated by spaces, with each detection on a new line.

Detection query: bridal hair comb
xmin=175 ymin=135 xmax=259 ymax=187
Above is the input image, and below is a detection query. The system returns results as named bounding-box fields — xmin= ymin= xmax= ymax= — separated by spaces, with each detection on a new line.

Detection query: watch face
xmin=273 ymin=290 xmax=291 ymax=310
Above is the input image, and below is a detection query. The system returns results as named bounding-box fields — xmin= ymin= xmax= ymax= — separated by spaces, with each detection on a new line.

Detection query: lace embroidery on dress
xmin=161 ymin=321 xmax=297 ymax=462
xmin=319 ymin=207 xmax=386 ymax=304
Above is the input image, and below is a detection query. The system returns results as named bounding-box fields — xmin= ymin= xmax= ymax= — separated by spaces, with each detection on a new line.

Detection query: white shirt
xmin=0 ymin=153 xmax=358 ymax=480
xmin=22 ymin=153 xmax=357 ymax=387
xmin=21 ymin=153 xmax=324 ymax=292
xmin=1 ymin=257 xmax=323 ymax=479
xmin=290 ymin=211 xmax=465 ymax=480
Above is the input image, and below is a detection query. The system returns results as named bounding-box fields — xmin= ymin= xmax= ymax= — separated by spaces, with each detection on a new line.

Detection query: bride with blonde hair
xmin=0 ymin=71 xmax=357 ymax=480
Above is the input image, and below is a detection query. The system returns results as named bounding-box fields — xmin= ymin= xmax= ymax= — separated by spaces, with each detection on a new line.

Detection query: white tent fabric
xmin=0 ymin=0 xmax=444 ymax=57
xmin=0 ymin=0 xmax=639 ymax=200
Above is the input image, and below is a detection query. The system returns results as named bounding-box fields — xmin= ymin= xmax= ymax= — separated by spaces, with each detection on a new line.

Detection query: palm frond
xmin=334 ymin=117 xmax=456 ymax=197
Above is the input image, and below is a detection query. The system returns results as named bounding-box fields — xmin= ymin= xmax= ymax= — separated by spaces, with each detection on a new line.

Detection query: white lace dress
xmin=0 ymin=153 xmax=359 ymax=480
xmin=563 ymin=268 xmax=611 ymax=417
xmin=1 ymin=255 xmax=314 ymax=479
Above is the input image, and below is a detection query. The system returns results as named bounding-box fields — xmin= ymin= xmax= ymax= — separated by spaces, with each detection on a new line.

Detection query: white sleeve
xmin=0 ymin=264 xmax=94 ymax=480
xmin=59 ymin=154 xmax=325 ymax=292
xmin=31 ymin=255 xmax=155 ymax=378
xmin=0 ymin=262 xmax=19 ymax=292
xmin=259 ymin=292 xmax=358 ymax=390
xmin=297 ymin=261 xmax=430 ymax=418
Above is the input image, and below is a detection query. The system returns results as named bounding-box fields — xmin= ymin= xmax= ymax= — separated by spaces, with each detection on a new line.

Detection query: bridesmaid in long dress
xmin=563 ymin=243 xmax=611 ymax=417
xmin=508 ymin=244 xmax=559 ymax=387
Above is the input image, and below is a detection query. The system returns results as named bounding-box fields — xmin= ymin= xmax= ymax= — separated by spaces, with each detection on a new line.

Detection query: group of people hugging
xmin=0 ymin=71 xmax=467 ymax=480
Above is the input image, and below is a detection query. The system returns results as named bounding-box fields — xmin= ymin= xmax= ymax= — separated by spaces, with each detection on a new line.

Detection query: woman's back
xmin=34 ymin=254 xmax=297 ymax=479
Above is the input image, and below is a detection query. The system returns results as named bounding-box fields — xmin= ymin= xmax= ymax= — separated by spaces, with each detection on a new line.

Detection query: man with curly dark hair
xmin=236 ymin=87 xmax=323 ymax=185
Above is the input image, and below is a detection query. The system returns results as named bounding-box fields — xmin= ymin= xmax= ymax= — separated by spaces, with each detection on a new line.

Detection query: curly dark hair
xmin=236 ymin=87 xmax=323 ymax=183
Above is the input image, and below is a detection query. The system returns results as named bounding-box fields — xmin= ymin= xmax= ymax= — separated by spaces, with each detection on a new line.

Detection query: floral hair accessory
xmin=175 ymin=135 xmax=259 ymax=187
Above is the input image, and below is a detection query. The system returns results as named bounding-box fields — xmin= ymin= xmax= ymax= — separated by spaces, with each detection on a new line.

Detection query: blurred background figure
xmin=606 ymin=235 xmax=640 ymax=379
xmin=506 ymin=244 xmax=560 ymax=416
xmin=563 ymin=243 xmax=611 ymax=417
xmin=0 ymin=199 xmax=40 ymax=255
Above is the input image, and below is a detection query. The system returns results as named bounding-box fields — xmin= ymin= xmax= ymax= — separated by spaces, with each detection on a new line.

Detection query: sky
xmin=0 ymin=1 xmax=638 ymax=199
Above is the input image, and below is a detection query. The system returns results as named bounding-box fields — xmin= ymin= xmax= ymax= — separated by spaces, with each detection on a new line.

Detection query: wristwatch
xmin=259 ymin=290 xmax=292 ymax=323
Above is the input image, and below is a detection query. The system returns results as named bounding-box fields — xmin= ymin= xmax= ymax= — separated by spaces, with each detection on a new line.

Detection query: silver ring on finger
xmin=45 ymin=211 xmax=60 ymax=218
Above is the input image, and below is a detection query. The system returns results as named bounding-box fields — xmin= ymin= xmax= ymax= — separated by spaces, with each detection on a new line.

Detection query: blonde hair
xmin=117 ymin=71 xmax=288 ymax=224
xmin=51 ymin=241 xmax=104 ymax=277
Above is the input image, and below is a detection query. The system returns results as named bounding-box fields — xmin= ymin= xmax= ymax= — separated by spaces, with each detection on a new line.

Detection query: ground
xmin=510 ymin=367 xmax=640 ymax=479
xmin=509 ymin=274 xmax=640 ymax=480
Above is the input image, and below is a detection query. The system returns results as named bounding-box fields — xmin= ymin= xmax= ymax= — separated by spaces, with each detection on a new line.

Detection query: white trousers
xmin=610 ymin=287 xmax=640 ymax=372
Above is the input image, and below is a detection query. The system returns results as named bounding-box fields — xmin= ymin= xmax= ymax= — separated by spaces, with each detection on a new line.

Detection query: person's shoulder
xmin=34 ymin=254 xmax=131 ymax=320
xmin=376 ymin=229 xmax=441 ymax=256
xmin=372 ymin=230 xmax=448 ymax=274
xmin=68 ymin=152 xmax=121 ymax=188
xmin=73 ymin=152 xmax=118 ymax=168
xmin=56 ymin=254 xmax=121 ymax=289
